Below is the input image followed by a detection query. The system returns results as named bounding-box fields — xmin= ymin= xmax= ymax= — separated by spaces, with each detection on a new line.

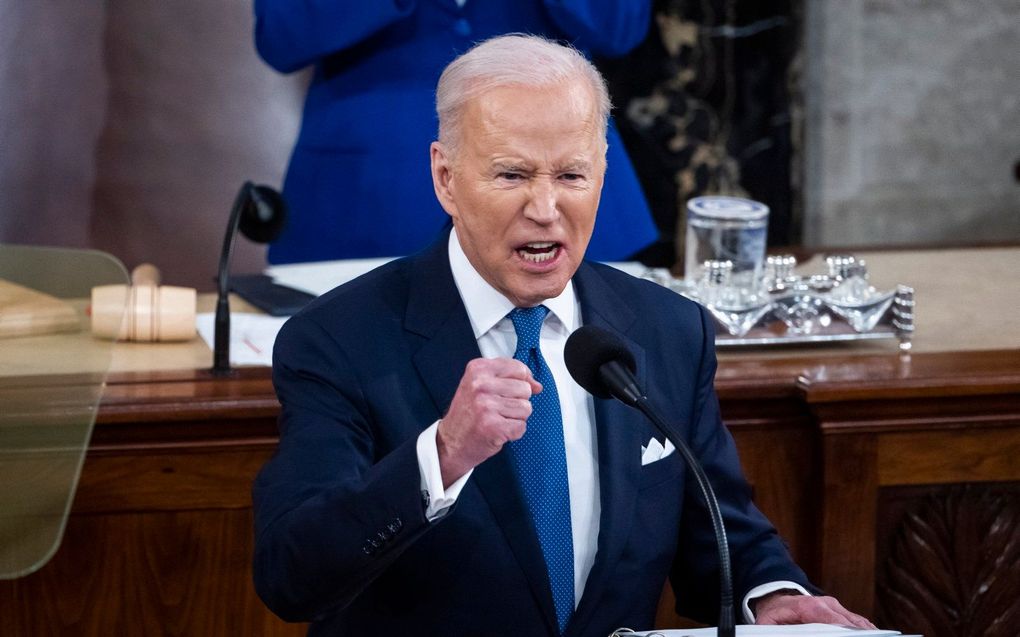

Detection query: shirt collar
xmin=448 ymin=228 xmax=578 ymax=339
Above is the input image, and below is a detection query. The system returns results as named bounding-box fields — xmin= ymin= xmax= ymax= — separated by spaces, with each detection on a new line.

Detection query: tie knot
xmin=508 ymin=305 xmax=549 ymax=350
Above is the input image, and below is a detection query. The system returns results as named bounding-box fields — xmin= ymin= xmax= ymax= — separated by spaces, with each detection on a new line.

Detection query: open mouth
xmin=516 ymin=242 xmax=561 ymax=263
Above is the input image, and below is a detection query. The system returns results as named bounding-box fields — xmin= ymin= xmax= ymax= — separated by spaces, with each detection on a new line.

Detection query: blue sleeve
xmin=253 ymin=0 xmax=417 ymax=73
xmin=252 ymin=315 xmax=433 ymax=621
xmin=541 ymin=0 xmax=652 ymax=57
xmin=669 ymin=305 xmax=813 ymax=622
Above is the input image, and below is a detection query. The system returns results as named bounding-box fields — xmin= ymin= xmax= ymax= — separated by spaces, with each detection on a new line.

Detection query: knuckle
xmin=517 ymin=378 xmax=536 ymax=396
xmin=481 ymin=395 xmax=501 ymax=412
xmin=478 ymin=409 xmax=499 ymax=428
xmin=468 ymin=376 xmax=488 ymax=393
xmin=505 ymin=420 xmax=525 ymax=441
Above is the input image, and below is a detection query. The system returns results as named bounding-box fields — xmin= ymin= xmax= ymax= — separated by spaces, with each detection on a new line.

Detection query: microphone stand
xmin=212 ymin=181 xmax=253 ymax=376
xmin=599 ymin=363 xmax=736 ymax=637
xmin=636 ymin=398 xmax=735 ymax=637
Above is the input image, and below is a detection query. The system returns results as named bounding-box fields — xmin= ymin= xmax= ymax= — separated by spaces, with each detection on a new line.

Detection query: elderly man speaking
xmin=253 ymin=34 xmax=873 ymax=637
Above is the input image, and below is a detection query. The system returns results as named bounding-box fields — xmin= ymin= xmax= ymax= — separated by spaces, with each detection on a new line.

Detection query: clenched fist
xmin=436 ymin=358 xmax=542 ymax=487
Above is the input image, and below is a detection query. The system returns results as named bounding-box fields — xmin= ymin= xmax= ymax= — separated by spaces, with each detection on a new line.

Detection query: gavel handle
xmin=131 ymin=263 xmax=161 ymax=287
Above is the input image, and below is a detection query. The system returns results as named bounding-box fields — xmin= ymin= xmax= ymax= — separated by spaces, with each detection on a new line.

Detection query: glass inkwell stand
xmin=644 ymin=196 xmax=915 ymax=350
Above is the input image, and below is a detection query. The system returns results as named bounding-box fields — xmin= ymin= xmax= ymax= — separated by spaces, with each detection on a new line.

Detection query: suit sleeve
xmin=541 ymin=0 xmax=652 ymax=57
xmin=669 ymin=305 xmax=814 ymax=623
xmin=253 ymin=0 xmax=416 ymax=73
xmin=252 ymin=314 xmax=433 ymax=622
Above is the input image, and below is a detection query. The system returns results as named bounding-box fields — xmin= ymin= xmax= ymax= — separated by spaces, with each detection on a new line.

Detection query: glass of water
xmin=684 ymin=196 xmax=769 ymax=293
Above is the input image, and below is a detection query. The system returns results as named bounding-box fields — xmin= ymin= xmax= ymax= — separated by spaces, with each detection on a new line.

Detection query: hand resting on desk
xmin=754 ymin=591 xmax=876 ymax=629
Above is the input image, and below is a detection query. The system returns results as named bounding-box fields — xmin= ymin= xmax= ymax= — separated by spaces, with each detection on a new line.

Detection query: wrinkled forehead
xmin=485 ymin=77 xmax=601 ymax=118
xmin=462 ymin=80 xmax=608 ymax=150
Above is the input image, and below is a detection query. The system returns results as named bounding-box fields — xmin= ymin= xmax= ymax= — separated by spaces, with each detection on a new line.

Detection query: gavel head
xmin=90 ymin=264 xmax=196 ymax=342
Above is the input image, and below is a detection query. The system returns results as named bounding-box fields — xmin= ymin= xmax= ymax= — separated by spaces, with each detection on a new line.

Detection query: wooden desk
xmin=3 ymin=248 xmax=1018 ymax=636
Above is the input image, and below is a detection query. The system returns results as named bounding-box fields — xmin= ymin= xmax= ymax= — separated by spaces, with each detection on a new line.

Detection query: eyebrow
xmin=491 ymin=161 xmax=530 ymax=173
xmin=557 ymin=160 xmax=593 ymax=173
xmin=490 ymin=160 xmax=593 ymax=173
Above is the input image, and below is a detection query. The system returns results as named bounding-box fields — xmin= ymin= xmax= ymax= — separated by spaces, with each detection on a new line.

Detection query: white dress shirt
xmin=417 ymin=229 xmax=599 ymax=605
xmin=415 ymin=229 xmax=806 ymax=620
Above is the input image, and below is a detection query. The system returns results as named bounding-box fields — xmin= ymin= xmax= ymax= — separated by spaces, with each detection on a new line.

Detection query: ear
xmin=430 ymin=141 xmax=458 ymax=220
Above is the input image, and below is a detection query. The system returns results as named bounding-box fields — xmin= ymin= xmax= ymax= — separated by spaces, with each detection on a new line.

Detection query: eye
xmin=497 ymin=171 xmax=524 ymax=181
xmin=560 ymin=172 xmax=585 ymax=182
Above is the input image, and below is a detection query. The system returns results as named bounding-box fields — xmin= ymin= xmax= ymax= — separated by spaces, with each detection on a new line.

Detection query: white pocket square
xmin=640 ymin=437 xmax=676 ymax=466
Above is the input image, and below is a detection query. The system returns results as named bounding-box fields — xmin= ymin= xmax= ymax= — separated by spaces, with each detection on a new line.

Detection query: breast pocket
xmin=638 ymin=453 xmax=684 ymax=489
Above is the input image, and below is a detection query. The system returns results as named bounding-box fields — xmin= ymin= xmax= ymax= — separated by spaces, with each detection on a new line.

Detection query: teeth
xmin=521 ymin=251 xmax=554 ymax=263
xmin=517 ymin=243 xmax=558 ymax=263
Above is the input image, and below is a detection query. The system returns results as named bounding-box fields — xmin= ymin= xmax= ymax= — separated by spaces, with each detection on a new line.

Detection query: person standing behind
xmin=254 ymin=1 xmax=660 ymax=264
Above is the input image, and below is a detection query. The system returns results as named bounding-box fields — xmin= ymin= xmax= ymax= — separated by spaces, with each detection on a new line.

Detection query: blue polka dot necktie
xmin=507 ymin=306 xmax=574 ymax=634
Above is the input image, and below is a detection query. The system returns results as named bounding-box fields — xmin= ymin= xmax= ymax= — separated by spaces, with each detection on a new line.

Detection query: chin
xmin=509 ymin=277 xmax=569 ymax=307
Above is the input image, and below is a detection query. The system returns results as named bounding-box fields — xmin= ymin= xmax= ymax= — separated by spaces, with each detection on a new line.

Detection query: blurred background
xmin=2 ymin=0 xmax=1018 ymax=290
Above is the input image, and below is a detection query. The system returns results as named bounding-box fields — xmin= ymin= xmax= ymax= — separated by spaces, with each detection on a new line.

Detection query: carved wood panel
xmin=876 ymin=483 xmax=1020 ymax=637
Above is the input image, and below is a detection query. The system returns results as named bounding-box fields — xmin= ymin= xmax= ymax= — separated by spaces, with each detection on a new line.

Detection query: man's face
xmin=431 ymin=80 xmax=606 ymax=308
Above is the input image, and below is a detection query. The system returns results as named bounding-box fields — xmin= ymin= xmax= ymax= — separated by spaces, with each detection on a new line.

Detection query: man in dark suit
xmin=253 ymin=34 xmax=874 ymax=636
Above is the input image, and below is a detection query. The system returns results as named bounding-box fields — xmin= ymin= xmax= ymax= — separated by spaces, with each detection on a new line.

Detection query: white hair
xmin=435 ymin=34 xmax=611 ymax=154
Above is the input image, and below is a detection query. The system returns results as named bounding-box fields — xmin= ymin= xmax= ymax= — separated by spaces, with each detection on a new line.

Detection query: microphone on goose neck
xmin=212 ymin=181 xmax=287 ymax=375
xmin=564 ymin=325 xmax=736 ymax=637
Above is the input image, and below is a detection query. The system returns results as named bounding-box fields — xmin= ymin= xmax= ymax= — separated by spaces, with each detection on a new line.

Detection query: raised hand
xmin=436 ymin=358 xmax=542 ymax=487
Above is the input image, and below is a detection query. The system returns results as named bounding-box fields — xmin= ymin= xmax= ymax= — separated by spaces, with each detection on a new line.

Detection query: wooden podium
xmin=2 ymin=248 xmax=1018 ymax=637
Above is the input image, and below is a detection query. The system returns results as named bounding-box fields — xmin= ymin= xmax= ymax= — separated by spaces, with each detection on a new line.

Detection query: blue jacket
xmin=253 ymin=231 xmax=811 ymax=635
xmin=255 ymin=0 xmax=659 ymax=264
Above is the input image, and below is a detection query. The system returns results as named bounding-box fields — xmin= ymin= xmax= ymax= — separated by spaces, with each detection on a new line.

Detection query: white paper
xmin=265 ymin=257 xmax=395 ymax=297
xmin=623 ymin=625 xmax=913 ymax=637
xmin=195 ymin=313 xmax=288 ymax=367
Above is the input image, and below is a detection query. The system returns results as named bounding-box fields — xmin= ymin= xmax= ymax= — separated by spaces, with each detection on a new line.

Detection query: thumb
xmin=529 ymin=376 xmax=543 ymax=394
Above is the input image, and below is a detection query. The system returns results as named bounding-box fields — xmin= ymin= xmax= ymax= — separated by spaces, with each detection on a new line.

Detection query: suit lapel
xmin=406 ymin=235 xmax=479 ymax=414
xmin=568 ymin=263 xmax=649 ymax=636
xmin=405 ymin=234 xmax=560 ymax=635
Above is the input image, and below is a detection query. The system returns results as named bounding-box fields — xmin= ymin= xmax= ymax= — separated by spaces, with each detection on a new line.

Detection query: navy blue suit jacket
xmin=253 ymin=233 xmax=810 ymax=636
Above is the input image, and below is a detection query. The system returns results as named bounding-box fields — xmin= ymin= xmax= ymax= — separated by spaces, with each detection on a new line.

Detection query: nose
xmin=523 ymin=176 xmax=559 ymax=224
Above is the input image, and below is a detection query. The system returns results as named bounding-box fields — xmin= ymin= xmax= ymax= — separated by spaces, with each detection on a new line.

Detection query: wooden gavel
xmin=91 ymin=264 xmax=196 ymax=342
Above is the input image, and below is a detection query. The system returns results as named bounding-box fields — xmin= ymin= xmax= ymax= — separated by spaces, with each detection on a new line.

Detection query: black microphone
xmin=564 ymin=325 xmax=736 ymax=637
xmin=212 ymin=181 xmax=287 ymax=376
